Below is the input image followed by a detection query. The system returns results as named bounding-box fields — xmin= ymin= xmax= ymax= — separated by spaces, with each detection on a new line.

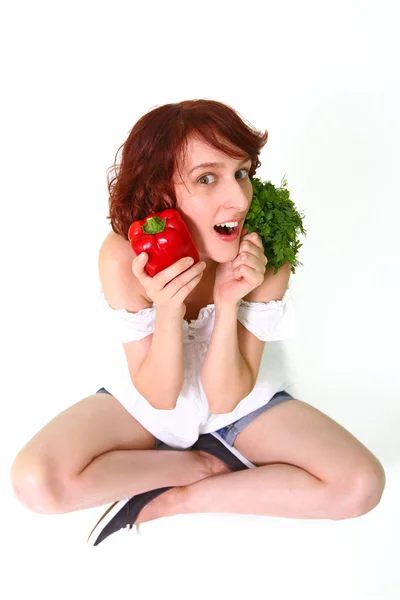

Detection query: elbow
xmin=209 ymin=388 xmax=254 ymax=415
xmin=145 ymin=394 xmax=178 ymax=411
xmin=209 ymin=406 xmax=232 ymax=415
xmin=209 ymin=399 xmax=241 ymax=415
xmin=130 ymin=373 xmax=180 ymax=411
xmin=207 ymin=378 xmax=255 ymax=415
xmin=144 ymin=386 xmax=180 ymax=410
xmin=150 ymin=400 xmax=177 ymax=411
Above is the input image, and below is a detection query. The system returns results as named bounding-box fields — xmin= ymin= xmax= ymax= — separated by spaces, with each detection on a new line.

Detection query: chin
xmin=202 ymin=248 xmax=238 ymax=265
xmin=197 ymin=232 xmax=239 ymax=259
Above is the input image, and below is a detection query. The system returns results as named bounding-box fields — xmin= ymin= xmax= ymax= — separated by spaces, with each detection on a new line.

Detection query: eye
xmin=236 ymin=168 xmax=249 ymax=179
xmin=197 ymin=173 xmax=215 ymax=185
xmin=197 ymin=168 xmax=249 ymax=185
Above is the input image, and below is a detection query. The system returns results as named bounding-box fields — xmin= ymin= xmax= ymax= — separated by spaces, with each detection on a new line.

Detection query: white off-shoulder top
xmin=95 ymin=286 xmax=297 ymax=449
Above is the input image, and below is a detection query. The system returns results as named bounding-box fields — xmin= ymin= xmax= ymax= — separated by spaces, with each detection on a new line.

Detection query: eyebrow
xmin=189 ymin=155 xmax=251 ymax=175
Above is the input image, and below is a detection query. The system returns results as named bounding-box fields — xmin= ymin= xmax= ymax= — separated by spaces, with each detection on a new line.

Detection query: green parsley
xmin=244 ymin=175 xmax=307 ymax=275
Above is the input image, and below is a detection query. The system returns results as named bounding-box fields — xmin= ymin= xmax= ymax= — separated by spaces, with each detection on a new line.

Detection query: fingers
xmin=237 ymin=240 xmax=267 ymax=266
xmin=240 ymin=230 xmax=265 ymax=264
xmin=155 ymin=256 xmax=195 ymax=289
xmin=233 ymin=234 xmax=268 ymax=278
xmin=241 ymin=231 xmax=263 ymax=251
xmin=131 ymin=252 xmax=206 ymax=309
xmin=132 ymin=252 xmax=151 ymax=282
xmin=234 ymin=262 xmax=265 ymax=288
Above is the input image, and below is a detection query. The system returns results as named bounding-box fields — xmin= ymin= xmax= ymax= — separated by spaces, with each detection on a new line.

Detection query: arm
xmin=134 ymin=307 xmax=184 ymax=410
xmin=200 ymin=222 xmax=292 ymax=414
xmin=99 ymin=232 xmax=184 ymax=411
xmin=200 ymin=303 xmax=254 ymax=415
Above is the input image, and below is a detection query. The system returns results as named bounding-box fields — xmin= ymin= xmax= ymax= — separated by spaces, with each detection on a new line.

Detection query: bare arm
xmin=99 ymin=232 xmax=186 ymax=412
xmin=200 ymin=303 xmax=254 ymax=415
xmin=133 ymin=307 xmax=184 ymax=410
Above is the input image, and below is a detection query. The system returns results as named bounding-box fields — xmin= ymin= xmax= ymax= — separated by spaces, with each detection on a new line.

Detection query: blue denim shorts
xmin=95 ymin=387 xmax=295 ymax=448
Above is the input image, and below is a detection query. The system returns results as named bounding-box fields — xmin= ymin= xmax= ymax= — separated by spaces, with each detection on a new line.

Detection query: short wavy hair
xmin=106 ymin=99 xmax=269 ymax=239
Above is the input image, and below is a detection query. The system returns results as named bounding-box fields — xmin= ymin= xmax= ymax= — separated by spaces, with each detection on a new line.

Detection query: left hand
xmin=213 ymin=229 xmax=268 ymax=307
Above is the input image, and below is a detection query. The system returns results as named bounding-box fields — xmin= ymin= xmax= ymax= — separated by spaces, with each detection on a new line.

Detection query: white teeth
xmin=215 ymin=221 xmax=239 ymax=228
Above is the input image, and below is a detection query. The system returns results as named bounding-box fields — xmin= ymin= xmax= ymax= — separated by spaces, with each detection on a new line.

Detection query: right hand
xmin=131 ymin=253 xmax=206 ymax=316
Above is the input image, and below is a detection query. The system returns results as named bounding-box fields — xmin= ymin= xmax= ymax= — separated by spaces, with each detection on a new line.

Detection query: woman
xmin=10 ymin=99 xmax=386 ymax=546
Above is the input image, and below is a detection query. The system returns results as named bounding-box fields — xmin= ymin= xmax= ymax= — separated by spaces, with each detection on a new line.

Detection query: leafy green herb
xmin=244 ymin=175 xmax=307 ymax=275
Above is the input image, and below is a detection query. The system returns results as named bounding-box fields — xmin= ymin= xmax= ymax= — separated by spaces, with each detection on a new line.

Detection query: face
xmin=172 ymin=135 xmax=253 ymax=272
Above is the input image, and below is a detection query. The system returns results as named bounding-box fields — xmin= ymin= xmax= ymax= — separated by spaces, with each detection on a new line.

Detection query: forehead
xmin=179 ymin=135 xmax=247 ymax=172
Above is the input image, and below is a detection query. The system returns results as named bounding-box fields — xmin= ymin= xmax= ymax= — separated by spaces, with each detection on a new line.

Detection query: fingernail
xmin=140 ymin=252 xmax=147 ymax=260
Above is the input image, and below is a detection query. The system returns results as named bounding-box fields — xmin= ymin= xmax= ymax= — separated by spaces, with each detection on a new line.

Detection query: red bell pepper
xmin=128 ymin=208 xmax=200 ymax=277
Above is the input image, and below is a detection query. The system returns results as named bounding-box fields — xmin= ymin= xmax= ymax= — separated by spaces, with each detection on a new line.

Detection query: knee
xmin=10 ymin=453 xmax=66 ymax=515
xmin=331 ymin=456 xmax=386 ymax=520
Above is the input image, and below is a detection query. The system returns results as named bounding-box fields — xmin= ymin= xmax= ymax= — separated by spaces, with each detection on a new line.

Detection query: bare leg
xmin=137 ymin=400 xmax=385 ymax=523
xmin=173 ymin=465 xmax=340 ymax=519
xmin=135 ymin=464 xmax=332 ymax=523
xmin=137 ymin=461 xmax=382 ymax=524
xmin=10 ymin=393 xmax=229 ymax=515
xmin=62 ymin=448 xmax=229 ymax=513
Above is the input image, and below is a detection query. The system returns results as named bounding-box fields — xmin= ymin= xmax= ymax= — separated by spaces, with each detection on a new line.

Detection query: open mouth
xmin=213 ymin=221 xmax=241 ymax=241
xmin=214 ymin=224 xmax=237 ymax=235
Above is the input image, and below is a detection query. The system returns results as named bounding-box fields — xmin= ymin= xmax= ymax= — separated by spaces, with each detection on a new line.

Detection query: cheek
xmin=176 ymin=200 xmax=208 ymax=234
xmin=188 ymin=206 xmax=210 ymax=230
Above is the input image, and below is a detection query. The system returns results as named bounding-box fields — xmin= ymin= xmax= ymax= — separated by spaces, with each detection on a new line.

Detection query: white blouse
xmin=96 ymin=286 xmax=297 ymax=449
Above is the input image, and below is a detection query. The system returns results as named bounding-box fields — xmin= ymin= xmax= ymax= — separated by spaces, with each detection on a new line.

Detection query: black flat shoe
xmin=87 ymin=432 xmax=254 ymax=546
xmin=191 ymin=431 xmax=255 ymax=472
xmin=87 ymin=486 xmax=174 ymax=546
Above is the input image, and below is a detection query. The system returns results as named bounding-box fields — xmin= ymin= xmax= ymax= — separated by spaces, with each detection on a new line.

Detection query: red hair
xmin=106 ymin=99 xmax=269 ymax=239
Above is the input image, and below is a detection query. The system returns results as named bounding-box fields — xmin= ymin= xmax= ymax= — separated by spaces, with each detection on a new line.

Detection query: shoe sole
xmin=87 ymin=486 xmax=174 ymax=546
xmin=87 ymin=497 xmax=131 ymax=546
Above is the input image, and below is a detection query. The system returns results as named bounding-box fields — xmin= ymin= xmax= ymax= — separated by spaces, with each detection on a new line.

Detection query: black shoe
xmin=191 ymin=431 xmax=255 ymax=472
xmin=87 ymin=486 xmax=173 ymax=546
xmin=87 ymin=432 xmax=254 ymax=546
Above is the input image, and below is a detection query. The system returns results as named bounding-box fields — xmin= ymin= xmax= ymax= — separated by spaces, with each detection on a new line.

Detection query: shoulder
xmin=99 ymin=230 xmax=132 ymax=265
xmin=98 ymin=230 xmax=153 ymax=312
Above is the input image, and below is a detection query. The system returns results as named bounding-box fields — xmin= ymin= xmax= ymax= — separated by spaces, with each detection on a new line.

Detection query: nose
xmin=220 ymin=177 xmax=250 ymax=213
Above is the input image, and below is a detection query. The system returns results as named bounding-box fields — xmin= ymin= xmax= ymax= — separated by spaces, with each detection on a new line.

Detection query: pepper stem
xmin=141 ymin=216 xmax=167 ymax=234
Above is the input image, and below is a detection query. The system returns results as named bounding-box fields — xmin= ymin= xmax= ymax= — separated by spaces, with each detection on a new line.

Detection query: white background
xmin=1 ymin=1 xmax=399 ymax=598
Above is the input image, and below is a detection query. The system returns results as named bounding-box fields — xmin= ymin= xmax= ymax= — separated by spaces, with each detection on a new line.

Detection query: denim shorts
xmin=95 ymin=387 xmax=295 ymax=448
